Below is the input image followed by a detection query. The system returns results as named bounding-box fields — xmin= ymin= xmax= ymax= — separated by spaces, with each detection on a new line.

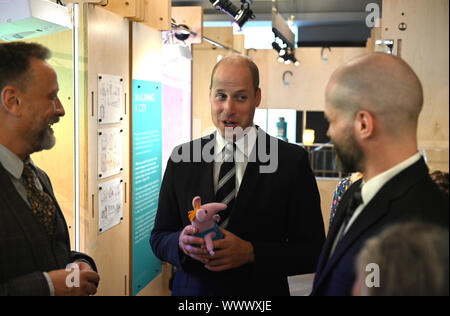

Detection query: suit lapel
xmin=0 ymin=164 xmax=43 ymax=265
xmin=227 ymin=128 xmax=269 ymax=230
xmin=313 ymin=181 xmax=361 ymax=280
xmin=314 ymin=158 xmax=429 ymax=291
xmin=200 ymin=134 xmax=216 ymax=203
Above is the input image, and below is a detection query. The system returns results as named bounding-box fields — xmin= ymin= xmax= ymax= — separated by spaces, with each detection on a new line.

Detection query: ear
xmin=192 ymin=196 xmax=201 ymax=209
xmin=1 ymin=86 xmax=22 ymax=116
xmin=255 ymin=88 xmax=261 ymax=108
xmin=354 ymin=110 xmax=374 ymax=140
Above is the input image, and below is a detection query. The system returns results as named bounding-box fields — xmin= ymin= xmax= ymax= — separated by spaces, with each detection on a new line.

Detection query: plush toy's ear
xmin=192 ymin=196 xmax=201 ymax=209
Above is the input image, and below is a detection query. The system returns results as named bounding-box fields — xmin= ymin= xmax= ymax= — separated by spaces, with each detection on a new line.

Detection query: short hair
xmin=209 ymin=55 xmax=260 ymax=94
xmin=0 ymin=41 xmax=51 ymax=92
xmin=356 ymin=222 xmax=449 ymax=296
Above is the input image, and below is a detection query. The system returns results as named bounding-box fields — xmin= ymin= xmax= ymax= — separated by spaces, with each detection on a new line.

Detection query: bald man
xmin=311 ymin=53 xmax=449 ymax=296
xmin=151 ymin=55 xmax=325 ymax=296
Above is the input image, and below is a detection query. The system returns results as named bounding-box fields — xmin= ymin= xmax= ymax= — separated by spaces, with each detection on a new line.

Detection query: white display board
xmin=98 ymin=178 xmax=123 ymax=234
xmin=98 ymin=127 xmax=123 ymax=179
xmin=98 ymin=74 xmax=123 ymax=124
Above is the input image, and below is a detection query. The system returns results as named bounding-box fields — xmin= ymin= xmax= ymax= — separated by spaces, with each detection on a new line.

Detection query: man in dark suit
xmin=150 ymin=55 xmax=325 ymax=296
xmin=0 ymin=42 xmax=99 ymax=296
xmin=311 ymin=52 xmax=449 ymax=296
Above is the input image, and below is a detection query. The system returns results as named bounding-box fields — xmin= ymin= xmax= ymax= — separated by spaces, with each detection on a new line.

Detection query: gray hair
xmin=0 ymin=41 xmax=51 ymax=92
xmin=356 ymin=222 xmax=449 ymax=296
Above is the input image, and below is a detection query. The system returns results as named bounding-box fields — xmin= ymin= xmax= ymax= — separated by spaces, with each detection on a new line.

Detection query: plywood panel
xmin=254 ymin=47 xmax=367 ymax=110
xmin=26 ymin=29 xmax=76 ymax=247
xmin=100 ymin=0 xmax=141 ymax=18
xmin=192 ymin=47 xmax=231 ymax=139
xmin=85 ymin=4 xmax=131 ymax=296
xmin=198 ymin=27 xmax=234 ymax=50
xmin=382 ymin=0 xmax=449 ymax=171
xmin=172 ymin=6 xmax=203 ymax=44
xmin=131 ymin=20 xmax=166 ymax=295
xmin=142 ymin=0 xmax=171 ymax=31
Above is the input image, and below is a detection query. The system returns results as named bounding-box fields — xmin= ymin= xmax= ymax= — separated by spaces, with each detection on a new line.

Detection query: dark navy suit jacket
xmin=311 ymin=158 xmax=449 ymax=296
xmin=150 ymin=130 xmax=325 ymax=296
xmin=0 ymin=163 xmax=96 ymax=296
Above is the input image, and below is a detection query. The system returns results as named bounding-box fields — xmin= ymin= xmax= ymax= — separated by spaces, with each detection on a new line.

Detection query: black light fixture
xmin=174 ymin=24 xmax=191 ymax=41
xmin=209 ymin=0 xmax=255 ymax=29
xmin=272 ymin=37 xmax=299 ymax=66
xmin=170 ymin=19 xmax=197 ymax=42
xmin=272 ymin=7 xmax=299 ymax=66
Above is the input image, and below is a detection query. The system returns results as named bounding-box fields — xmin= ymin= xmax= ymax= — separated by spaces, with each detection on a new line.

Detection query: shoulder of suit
xmin=168 ymin=133 xmax=215 ymax=163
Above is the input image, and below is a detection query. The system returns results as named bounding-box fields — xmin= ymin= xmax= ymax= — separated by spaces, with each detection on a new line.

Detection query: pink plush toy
xmin=188 ymin=196 xmax=227 ymax=255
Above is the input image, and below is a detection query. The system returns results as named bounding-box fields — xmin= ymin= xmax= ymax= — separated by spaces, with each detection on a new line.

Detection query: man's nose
xmin=223 ymin=98 xmax=236 ymax=115
xmin=55 ymin=97 xmax=65 ymax=117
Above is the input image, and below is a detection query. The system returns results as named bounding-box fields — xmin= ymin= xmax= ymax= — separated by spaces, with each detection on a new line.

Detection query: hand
xmin=178 ymin=225 xmax=210 ymax=264
xmin=204 ymin=228 xmax=254 ymax=272
xmin=48 ymin=264 xmax=100 ymax=296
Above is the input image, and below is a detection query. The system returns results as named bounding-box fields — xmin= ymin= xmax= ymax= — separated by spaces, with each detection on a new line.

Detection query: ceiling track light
xmin=271 ymin=39 xmax=299 ymax=66
xmin=209 ymin=0 xmax=255 ymax=29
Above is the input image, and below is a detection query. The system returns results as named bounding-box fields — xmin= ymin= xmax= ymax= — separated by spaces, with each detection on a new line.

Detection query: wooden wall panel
xmin=26 ymin=30 xmax=76 ymax=247
xmin=254 ymin=47 xmax=367 ymax=110
xmin=171 ymin=6 xmax=203 ymax=44
xmin=85 ymin=4 xmax=131 ymax=296
xmin=381 ymin=0 xmax=449 ymax=171
xmin=130 ymin=20 xmax=171 ymax=296
xmin=142 ymin=0 xmax=171 ymax=31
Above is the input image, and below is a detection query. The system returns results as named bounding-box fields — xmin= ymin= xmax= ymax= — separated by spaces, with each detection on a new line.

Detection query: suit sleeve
xmin=0 ymin=272 xmax=51 ymax=296
xmin=39 ymin=169 xmax=98 ymax=273
xmin=251 ymin=148 xmax=326 ymax=276
xmin=150 ymin=156 xmax=185 ymax=268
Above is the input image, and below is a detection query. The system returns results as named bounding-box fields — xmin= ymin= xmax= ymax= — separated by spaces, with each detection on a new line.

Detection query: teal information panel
xmin=131 ymin=79 xmax=162 ymax=296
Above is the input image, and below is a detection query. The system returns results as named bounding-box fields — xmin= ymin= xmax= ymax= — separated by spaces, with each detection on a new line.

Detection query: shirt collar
xmin=361 ymin=152 xmax=422 ymax=205
xmin=215 ymin=125 xmax=257 ymax=159
xmin=0 ymin=144 xmax=35 ymax=179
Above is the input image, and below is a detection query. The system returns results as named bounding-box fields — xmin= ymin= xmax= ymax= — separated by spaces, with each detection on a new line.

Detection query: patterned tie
xmin=22 ymin=163 xmax=56 ymax=236
xmin=338 ymin=184 xmax=363 ymax=242
xmin=216 ymin=143 xmax=236 ymax=227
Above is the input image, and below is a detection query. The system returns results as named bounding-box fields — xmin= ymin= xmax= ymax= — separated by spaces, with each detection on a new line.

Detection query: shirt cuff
xmin=43 ymin=272 xmax=55 ymax=296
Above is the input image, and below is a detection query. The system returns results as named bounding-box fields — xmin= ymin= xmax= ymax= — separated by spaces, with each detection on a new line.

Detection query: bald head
xmin=326 ymin=53 xmax=423 ymax=136
xmin=210 ymin=55 xmax=260 ymax=94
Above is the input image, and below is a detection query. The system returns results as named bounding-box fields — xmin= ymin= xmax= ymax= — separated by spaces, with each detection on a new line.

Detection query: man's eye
xmin=216 ymin=94 xmax=226 ymax=100
xmin=237 ymin=95 xmax=248 ymax=102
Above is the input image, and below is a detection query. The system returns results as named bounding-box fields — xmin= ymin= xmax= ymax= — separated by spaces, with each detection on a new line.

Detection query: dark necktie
xmin=338 ymin=184 xmax=363 ymax=242
xmin=22 ymin=163 xmax=56 ymax=236
xmin=215 ymin=143 xmax=236 ymax=227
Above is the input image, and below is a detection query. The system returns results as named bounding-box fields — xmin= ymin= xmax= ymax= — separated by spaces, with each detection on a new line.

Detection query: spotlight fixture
xmin=209 ymin=0 xmax=255 ymax=29
xmin=271 ymin=8 xmax=299 ymax=66
xmin=272 ymin=38 xmax=300 ymax=66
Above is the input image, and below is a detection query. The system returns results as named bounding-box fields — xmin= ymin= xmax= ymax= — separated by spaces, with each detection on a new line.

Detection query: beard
xmin=333 ymin=132 xmax=363 ymax=173
xmin=33 ymin=126 xmax=56 ymax=152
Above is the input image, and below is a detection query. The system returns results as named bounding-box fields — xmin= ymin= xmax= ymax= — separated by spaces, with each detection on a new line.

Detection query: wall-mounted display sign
xmin=98 ymin=73 xmax=123 ymax=124
xmin=131 ymin=79 xmax=162 ymax=296
xmin=98 ymin=178 xmax=123 ymax=234
xmin=98 ymin=127 xmax=123 ymax=179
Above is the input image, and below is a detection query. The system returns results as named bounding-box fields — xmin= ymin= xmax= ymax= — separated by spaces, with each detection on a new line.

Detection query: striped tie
xmin=216 ymin=143 xmax=236 ymax=227
xmin=22 ymin=163 xmax=56 ymax=236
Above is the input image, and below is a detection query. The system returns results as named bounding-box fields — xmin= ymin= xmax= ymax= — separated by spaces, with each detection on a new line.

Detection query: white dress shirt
xmin=213 ymin=126 xmax=257 ymax=195
xmin=329 ymin=152 xmax=422 ymax=257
